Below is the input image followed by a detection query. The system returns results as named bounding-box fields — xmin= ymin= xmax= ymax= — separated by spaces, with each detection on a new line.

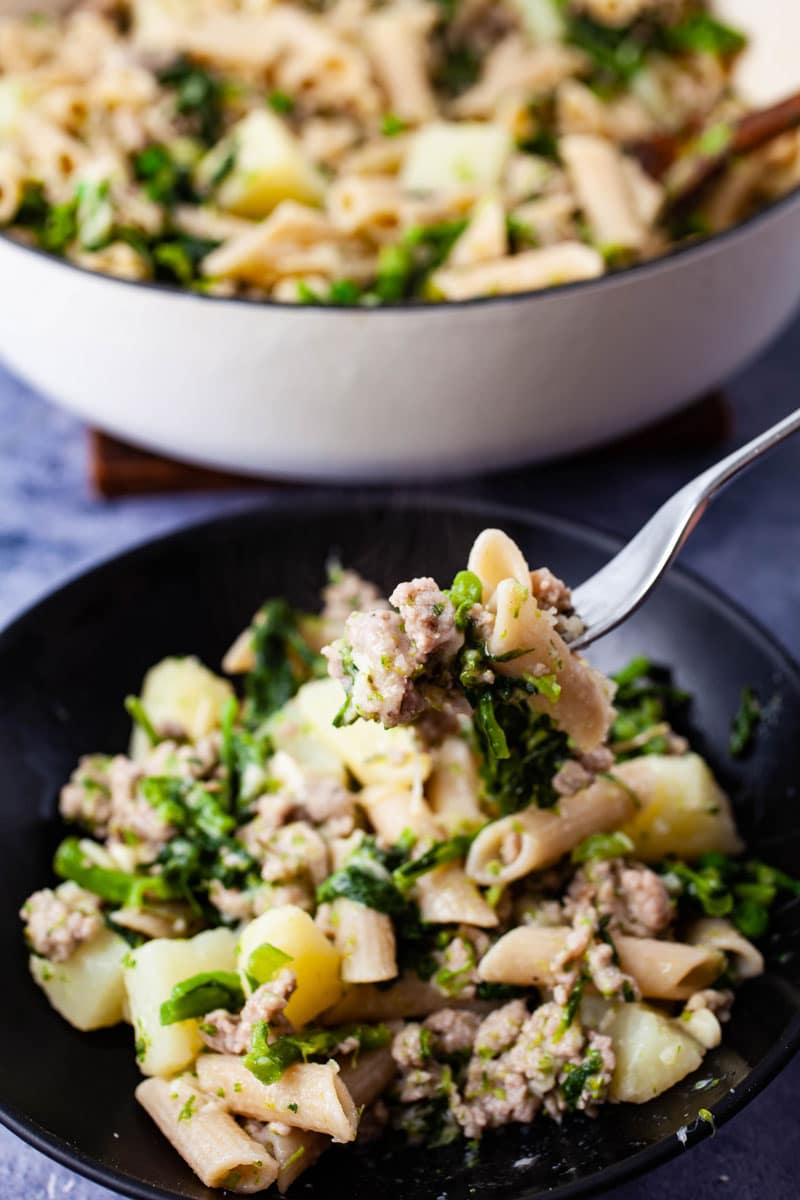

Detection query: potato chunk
xmin=30 ymin=928 xmax=128 ymax=1031
xmin=237 ymin=905 xmax=343 ymax=1027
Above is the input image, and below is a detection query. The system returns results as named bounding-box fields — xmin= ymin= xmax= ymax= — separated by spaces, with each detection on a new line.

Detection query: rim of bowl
xmin=1 ymin=491 xmax=799 ymax=1200
xmin=1 ymin=183 xmax=799 ymax=315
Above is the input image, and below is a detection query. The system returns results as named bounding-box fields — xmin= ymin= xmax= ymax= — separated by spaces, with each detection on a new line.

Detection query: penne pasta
xmin=685 ymin=917 xmax=765 ymax=981
xmin=136 ymin=1075 xmax=278 ymax=1193
xmin=426 ymin=736 xmax=486 ymax=834
xmin=332 ymin=897 xmax=398 ymax=983
xmin=466 ymin=778 xmax=637 ymax=885
xmin=321 ymin=971 xmax=489 ymax=1024
xmin=479 ymin=926 xmax=725 ymax=1000
xmin=195 ymin=1056 xmax=359 ymax=1144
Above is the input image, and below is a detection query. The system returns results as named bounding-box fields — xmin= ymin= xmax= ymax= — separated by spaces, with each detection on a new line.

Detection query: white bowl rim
xmin=2 ymin=182 xmax=799 ymax=315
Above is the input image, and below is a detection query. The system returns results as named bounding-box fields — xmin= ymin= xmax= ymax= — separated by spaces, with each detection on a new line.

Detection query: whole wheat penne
xmin=478 ymin=926 xmax=725 ymax=1000
xmin=466 ymin=779 xmax=637 ymax=885
xmin=333 ymin=897 xmax=398 ymax=983
xmin=195 ymin=1056 xmax=358 ymax=1143
xmin=135 ymin=1076 xmax=278 ymax=1193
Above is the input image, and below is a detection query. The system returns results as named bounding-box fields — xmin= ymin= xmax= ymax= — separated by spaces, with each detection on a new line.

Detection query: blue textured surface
xmin=1 ymin=314 xmax=799 ymax=1198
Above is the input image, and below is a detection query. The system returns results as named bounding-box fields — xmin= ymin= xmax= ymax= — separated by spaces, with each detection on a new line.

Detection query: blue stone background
xmin=1 ymin=314 xmax=798 ymax=1198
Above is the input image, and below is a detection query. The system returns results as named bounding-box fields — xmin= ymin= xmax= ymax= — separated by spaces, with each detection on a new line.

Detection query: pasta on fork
xmin=19 ymin=527 xmax=796 ymax=1191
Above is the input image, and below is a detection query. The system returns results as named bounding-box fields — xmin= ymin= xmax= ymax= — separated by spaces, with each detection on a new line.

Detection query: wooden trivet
xmin=89 ymin=391 xmax=731 ymax=499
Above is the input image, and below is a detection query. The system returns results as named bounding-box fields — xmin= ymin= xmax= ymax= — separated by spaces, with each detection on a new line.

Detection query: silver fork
xmin=569 ymin=407 xmax=800 ymax=651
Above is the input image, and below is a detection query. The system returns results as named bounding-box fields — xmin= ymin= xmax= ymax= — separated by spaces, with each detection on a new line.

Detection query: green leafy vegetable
xmin=12 ymin=181 xmax=49 ymax=229
xmin=730 ymin=686 xmax=761 ymax=758
xmin=610 ymin=657 xmax=689 ymax=756
xmin=246 ymin=942 xmax=294 ymax=986
xmin=160 ymin=971 xmax=245 ymax=1025
xmin=662 ymin=853 xmax=800 ymax=939
xmin=268 ymin=90 xmax=294 ymax=114
xmin=566 ymin=14 xmax=652 ymax=88
xmin=381 ymin=113 xmax=408 ymax=136
xmin=571 ymin=831 xmax=635 ymax=864
xmin=244 ymin=599 xmax=326 ymax=725
xmin=152 ymin=235 xmax=219 ymax=285
xmin=392 ymin=835 xmax=476 ymax=891
xmin=373 ymin=221 xmax=467 ymax=302
xmin=448 ymin=570 xmax=483 ymax=631
xmin=245 ymin=1020 xmax=390 ymax=1085
xmin=560 ymin=1047 xmax=604 ymax=1110
xmin=133 ymin=144 xmax=196 ymax=207
xmin=555 ymin=974 xmax=586 ymax=1039
xmin=663 ymin=13 xmax=746 ymax=58
xmin=125 ymin=695 xmax=163 ymax=747
xmin=158 ymin=57 xmax=225 ymax=144
xmin=317 ymin=838 xmax=407 ymax=915
xmin=54 ymin=837 xmax=180 ymax=906
xmin=297 ymin=278 xmax=365 ymax=306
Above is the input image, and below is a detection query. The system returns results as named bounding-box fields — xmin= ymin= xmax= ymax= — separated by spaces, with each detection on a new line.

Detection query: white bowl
xmin=0 ymin=0 xmax=798 ymax=483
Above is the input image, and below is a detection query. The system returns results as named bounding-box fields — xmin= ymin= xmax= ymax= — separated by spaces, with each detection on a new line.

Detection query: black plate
xmin=1 ymin=495 xmax=799 ymax=1200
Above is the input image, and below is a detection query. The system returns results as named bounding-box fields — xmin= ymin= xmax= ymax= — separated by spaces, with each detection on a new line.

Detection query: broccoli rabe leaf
xmin=244 ymin=599 xmax=326 ymax=726
xmin=54 ymin=837 xmax=180 ymax=906
xmin=662 ymin=13 xmax=746 ymax=58
xmin=560 ymin=1047 xmax=604 ymax=1111
xmin=245 ymin=1020 xmax=390 ymax=1085
xmin=157 ymin=57 xmax=225 ymax=144
xmin=609 ymin=657 xmax=689 ymax=756
xmin=160 ymin=971 xmax=245 ymax=1025
xmin=729 ymin=686 xmax=761 ymax=758
xmin=661 ymin=853 xmax=800 ymax=940
xmin=392 ymin=834 xmax=476 ymax=892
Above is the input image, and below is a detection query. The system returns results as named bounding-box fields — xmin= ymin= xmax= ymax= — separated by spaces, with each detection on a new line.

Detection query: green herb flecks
xmin=160 ymin=971 xmax=245 ymax=1025
xmin=571 ymin=830 xmax=635 ymax=864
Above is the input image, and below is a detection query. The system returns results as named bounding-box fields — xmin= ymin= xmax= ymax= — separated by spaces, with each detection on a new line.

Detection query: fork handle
xmin=570 ymin=408 xmax=800 ymax=650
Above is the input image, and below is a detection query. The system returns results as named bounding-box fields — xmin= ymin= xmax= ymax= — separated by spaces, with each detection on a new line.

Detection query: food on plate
xmin=1 ymin=1 xmax=798 ymax=303
xmin=21 ymin=529 xmax=797 ymax=1192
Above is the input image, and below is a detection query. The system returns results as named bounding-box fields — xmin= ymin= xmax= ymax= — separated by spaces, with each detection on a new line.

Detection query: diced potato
xmin=237 ymin=905 xmax=343 ymax=1027
xmin=125 ymin=928 xmax=237 ymax=1077
xmin=267 ymin=699 xmax=347 ymax=784
xmin=30 ymin=928 xmax=128 ymax=1032
xmin=401 ymin=122 xmax=512 ymax=192
xmin=294 ymin=679 xmax=431 ymax=788
xmin=197 ymin=110 xmax=325 ymax=219
xmin=615 ymin=753 xmax=743 ymax=863
xmin=130 ymin=655 xmax=234 ymax=760
xmin=604 ymin=1002 xmax=705 ymax=1103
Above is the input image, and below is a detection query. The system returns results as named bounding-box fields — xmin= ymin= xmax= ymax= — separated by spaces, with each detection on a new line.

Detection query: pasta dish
xmin=1 ymin=0 xmax=798 ymax=304
xmin=21 ymin=528 xmax=795 ymax=1193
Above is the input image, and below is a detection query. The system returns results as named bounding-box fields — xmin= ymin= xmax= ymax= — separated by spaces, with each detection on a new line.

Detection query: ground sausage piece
xmin=553 ymin=759 xmax=594 ymax=796
xmin=21 ymin=882 xmax=103 ymax=962
xmin=565 ymin=858 xmax=674 ymax=938
xmin=199 ymin=969 xmax=297 ymax=1055
xmin=424 ymin=1008 xmax=481 ymax=1056
xmin=321 ymin=569 xmax=388 ymax=636
xmin=530 ymin=567 xmax=573 ymax=613
xmin=257 ymin=821 xmax=330 ymax=887
xmin=324 ymin=608 xmax=425 ymax=727
xmin=452 ymin=1058 xmax=540 ymax=1138
xmin=323 ymin=578 xmax=465 ymax=729
xmin=391 ymin=1024 xmax=444 ymax=1102
xmin=59 ymin=755 xmax=113 ymax=835
xmin=473 ymin=1000 xmax=529 ymax=1058
xmin=389 ymin=579 xmax=463 ymax=660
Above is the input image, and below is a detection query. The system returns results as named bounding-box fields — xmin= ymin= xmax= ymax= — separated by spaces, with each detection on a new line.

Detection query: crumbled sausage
xmin=21 ymin=882 xmax=103 ymax=962
xmin=199 ymin=969 xmax=297 ymax=1055
xmin=530 ymin=567 xmax=573 ymax=613
xmin=59 ymin=755 xmax=113 ymax=835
